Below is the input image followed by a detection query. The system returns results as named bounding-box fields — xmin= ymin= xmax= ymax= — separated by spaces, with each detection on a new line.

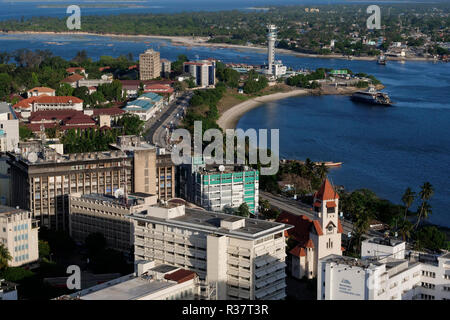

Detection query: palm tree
xmin=415 ymin=182 xmax=434 ymax=229
xmin=397 ymin=220 xmax=413 ymax=241
xmin=401 ymin=187 xmax=415 ymax=222
xmin=0 ymin=243 xmax=12 ymax=271
xmin=316 ymin=163 xmax=329 ymax=181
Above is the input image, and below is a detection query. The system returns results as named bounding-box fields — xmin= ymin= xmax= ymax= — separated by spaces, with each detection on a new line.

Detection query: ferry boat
xmin=377 ymin=55 xmax=387 ymax=65
xmin=351 ymin=87 xmax=393 ymax=106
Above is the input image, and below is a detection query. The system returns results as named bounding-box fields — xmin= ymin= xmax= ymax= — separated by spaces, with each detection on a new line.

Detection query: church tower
xmin=312 ymin=178 xmax=343 ymax=262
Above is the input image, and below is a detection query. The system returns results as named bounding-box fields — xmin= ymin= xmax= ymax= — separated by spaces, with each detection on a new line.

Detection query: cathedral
xmin=276 ymin=178 xmax=344 ymax=279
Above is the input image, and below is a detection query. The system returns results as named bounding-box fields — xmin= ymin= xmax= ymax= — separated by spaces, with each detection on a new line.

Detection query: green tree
xmin=415 ymin=182 xmax=434 ymax=229
xmin=19 ymin=125 xmax=34 ymax=140
xmin=56 ymin=83 xmax=74 ymax=96
xmin=236 ymin=203 xmax=250 ymax=218
xmin=414 ymin=226 xmax=449 ymax=252
xmin=0 ymin=243 xmax=12 ymax=270
xmin=38 ymin=240 xmax=51 ymax=259
xmin=401 ymin=187 xmax=416 ymax=222
xmin=118 ymin=113 xmax=144 ymax=136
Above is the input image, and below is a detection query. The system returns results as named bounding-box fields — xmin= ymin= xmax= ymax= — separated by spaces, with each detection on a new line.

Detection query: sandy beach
xmin=1 ymin=31 xmax=433 ymax=62
xmin=217 ymin=89 xmax=310 ymax=130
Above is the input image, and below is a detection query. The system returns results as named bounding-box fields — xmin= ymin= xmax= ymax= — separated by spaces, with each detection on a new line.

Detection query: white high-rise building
xmin=267 ymin=25 xmax=277 ymax=75
xmin=130 ymin=204 xmax=291 ymax=300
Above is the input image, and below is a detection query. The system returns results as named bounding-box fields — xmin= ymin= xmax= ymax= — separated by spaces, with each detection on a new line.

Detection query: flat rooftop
xmin=77 ymin=193 xmax=154 ymax=207
xmin=131 ymin=207 xmax=291 ymax=240
xmin=78 ymin=274 xmax=176 ymax=300
xmin=365 ymin=237 xmax=404 ymax=247
xmin=0 ymin=205 xmax=26 ymax=216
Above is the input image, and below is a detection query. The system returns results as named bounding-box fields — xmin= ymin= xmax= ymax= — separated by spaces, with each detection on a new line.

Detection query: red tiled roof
xmin=312 ymin=220 xmax=323 ymax=236
xmin=13 ymin=96 xmax=41 ymax=109
xmin=289 ymin=245 xmax=306 ymax=257
xmin=27 ymin=123 xmax=57 ymax=132
xmin=337 ymin=220 xmax=344 ymax=234
xmin=276 ymin=212 xmax=314 ymax=246
xmin=29 ymin=110 xmax=79 ymax=122
xmin=326 ymin=201 xmax=337 ymax=208
xmin=92 ymin=107 xmax=125 ymax=116
xmin=305 ymin=239 xmax=315 ymax=248
xmin=62 ymin=74 xmax=84 ymax=83
xmin=341 ymin=246 xmax=345 ymax=251
xmin=313 ymin=201 xmax=321 ymax=207
xmin=99 ymin=66 xmax=110 ymax=72
xmin=314 ymin=178 xmax=339 ymax=201
xmin=61 ymin=124 xmax=96 ymax=131
xmin=27 ymin=87 xmax=55 ymax=93
xmin=66 ymin=67 xmax=85 ymax=73
xmin=164 ymin=269 xmax=196 ymax=284
xmin=64 ymin=114 xmax=95 ymax=125
xmin=34 ymin=96 xmax=83 ymax=104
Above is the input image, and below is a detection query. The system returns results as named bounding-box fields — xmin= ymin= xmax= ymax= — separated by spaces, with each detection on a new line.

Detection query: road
xmin=259 ymin=191 xmax=382 ymax=239
xmin=144 ymin=92 xmax=193 ymax=148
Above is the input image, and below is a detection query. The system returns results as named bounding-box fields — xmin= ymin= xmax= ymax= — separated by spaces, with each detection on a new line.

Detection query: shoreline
xmin=0 ymin=31 xmax=434 ymax=62
xmin=217 ymin=89 xmax=310 ymax=130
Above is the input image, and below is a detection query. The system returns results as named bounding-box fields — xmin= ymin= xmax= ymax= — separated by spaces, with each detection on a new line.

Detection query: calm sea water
xmin=0 ymin=32 xmax=449 ymax=227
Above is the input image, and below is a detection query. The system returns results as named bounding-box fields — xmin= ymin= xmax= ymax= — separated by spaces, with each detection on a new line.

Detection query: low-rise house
xmin=26 ymin=87 xmax=55 ymax=98
xmin=61 ymin=74 xmax=85 ymax=88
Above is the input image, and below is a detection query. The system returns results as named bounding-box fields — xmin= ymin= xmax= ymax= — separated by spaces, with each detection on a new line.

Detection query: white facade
xmin=318 ymin=251 xmax=450 ymax=300
xmin=0 ymin=206 xmax=39 ymax=267
xmin=267 ymin=25 xmax=277 ymax=75
xmin=361 ymin=237 xmax=406 ymax=260
xmin=33 ymin=100 xmax=83 ymax=112
xmin=183 ymin=61 xmax=216 ymax=88
xmin=131 ymin=206 xmax=291 ymax=300
xmin=0 ymin=103 xmax=19 ymax=152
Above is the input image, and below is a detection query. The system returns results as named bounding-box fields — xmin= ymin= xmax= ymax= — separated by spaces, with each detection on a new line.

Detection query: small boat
xmin=351 ymin=87 xmax=393 ymax=106
xmin=314 ymin=161 xmax=343 ymax=167
xmin=377 ymin=55 xmax=387 ymax=65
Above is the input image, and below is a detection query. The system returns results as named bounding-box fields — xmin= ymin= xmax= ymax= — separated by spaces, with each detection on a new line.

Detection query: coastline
xmin=217 ymin=89 xmax=310 ymax=130
xmin=0 ymin=31 xmax=433 ymax=62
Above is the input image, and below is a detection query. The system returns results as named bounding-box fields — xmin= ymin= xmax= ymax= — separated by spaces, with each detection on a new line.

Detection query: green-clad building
xmin=193 ymin=165 xmax=259 ymax=214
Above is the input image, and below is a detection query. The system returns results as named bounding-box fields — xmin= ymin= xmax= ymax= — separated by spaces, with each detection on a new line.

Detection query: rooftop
xmin=131 ymin=207 xmax=291 ymax=240
xmin=365 ymin=237 xmax=404 ymax=247
xmin=0 ymin=205 xmax=27 ymax=216
xmin=61 ymin=263 xmax=197 ymax=300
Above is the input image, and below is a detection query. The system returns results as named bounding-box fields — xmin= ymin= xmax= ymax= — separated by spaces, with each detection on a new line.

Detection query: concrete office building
xmin=57 ymin=260 xmax=200 ymax=300
xmin=68 ymin=192 xmax=158 ymax=254
xmin=110 ymin=135 xmax=157 ymax=195
xmin=318 ymin=238 xmax=450 ymax=300
xmin=156 ymin=151 xmax=175 ymax=201
xmin=179 ymin=158 xmax=259 ymax=214
xmin=130 ymin=204 xmax=291 ymax=300
xmin=7 ymin=147 xmax=134 ymax=230
xmin=0 ymin=102 xmax=19 ymax=152
xmin=139 ymin=49 xmax=161 ymax=81
xmin=160 ymin=59 xmax=171 ymax=77
xmin=0 ymin=206 xmax=39 ymax=268
xmin=183 ymin=60 xmax=216 ymax=88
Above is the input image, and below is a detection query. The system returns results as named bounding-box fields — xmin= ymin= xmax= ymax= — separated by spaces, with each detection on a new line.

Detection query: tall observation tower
xmin=267 ymin=24 xmax=277 ymax=75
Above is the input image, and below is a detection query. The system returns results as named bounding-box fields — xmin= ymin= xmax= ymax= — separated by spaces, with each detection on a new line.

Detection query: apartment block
xmin=139 ymin=49 xmax=161 ymax=81
xmin=160 ymin=59 xmax=171 ymax=77
xmin=183 ymin=60 xmax=216 ymax=88
xmin=7 ymin=148 xmax=133 ymax=230
xmin=318 ymin=244 xmax=450 ymax=300
xmin=68 ymin=192 xmax=158 ymax=254
xmin=156 ymin=152 xmax=175 ymax=201
xmin=130 ymin=205 xmax=291 ymax=300
xmin=0 ymin=206 xmax=39 ymax=268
